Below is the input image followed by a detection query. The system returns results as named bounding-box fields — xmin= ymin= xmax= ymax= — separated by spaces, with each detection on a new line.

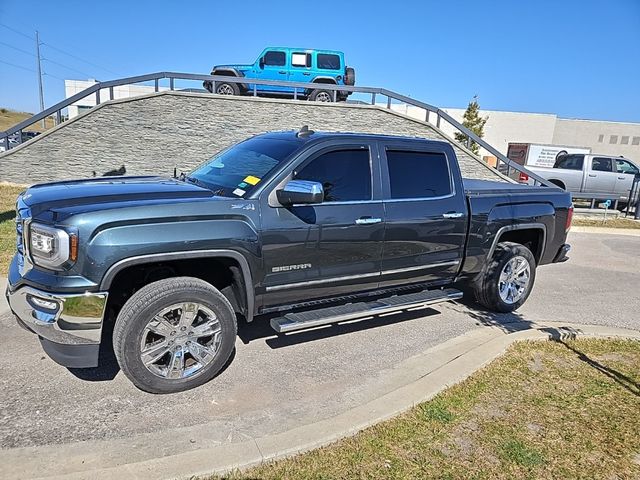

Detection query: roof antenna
xmin=296 ymin=125 xmax=315 ymax=138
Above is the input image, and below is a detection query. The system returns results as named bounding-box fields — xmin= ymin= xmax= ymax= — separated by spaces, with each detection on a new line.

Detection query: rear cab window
xmin=554 ymin=154 xmax=584 ymax=170
xmin=591 ymin=157 xmax=614 ymax=172
xmin=291 ymin=52 xmax=311 ymax=68
xmin=316 ymin=53 xmax=341 ymax=70
xmin=384 ymin=149 xmax=452 ymax=199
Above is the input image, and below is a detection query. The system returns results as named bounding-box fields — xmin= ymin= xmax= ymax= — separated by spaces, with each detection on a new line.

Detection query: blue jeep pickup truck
xmin=6 ymin=129 xmax=572 ymax=394
xmin=203 ymin=47 xmax=355 ymax=102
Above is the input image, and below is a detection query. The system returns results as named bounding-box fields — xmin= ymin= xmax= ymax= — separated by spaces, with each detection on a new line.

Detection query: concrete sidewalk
xmin=1 ymin=320 xmax=638 ymax=480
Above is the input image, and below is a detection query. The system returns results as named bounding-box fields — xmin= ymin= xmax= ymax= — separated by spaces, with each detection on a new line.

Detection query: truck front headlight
xmin=29 ymin=223 xmax=75 ymax=269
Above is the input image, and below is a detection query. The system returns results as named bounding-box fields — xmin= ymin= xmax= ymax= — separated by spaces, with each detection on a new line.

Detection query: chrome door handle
xmin=355 ymin=217 xmax=382 ymax=225
xmin=442 ymin=212 xmax=464 ymax=219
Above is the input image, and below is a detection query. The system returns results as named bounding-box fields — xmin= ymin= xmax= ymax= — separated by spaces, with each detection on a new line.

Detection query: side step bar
xmin=270 ymin=288 xmax=463 ymax=333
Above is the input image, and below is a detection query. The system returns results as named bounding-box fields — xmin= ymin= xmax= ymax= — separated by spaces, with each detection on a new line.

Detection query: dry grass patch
xmin=210 ymin=338 xmax=640 ymax=480
xmin=0 ymin=184 xmax=25 ymax=273
xmin=0 ymin=108 xmax=55 ymax=132
xmin=572 ymin=217 xmax=640 ymax=229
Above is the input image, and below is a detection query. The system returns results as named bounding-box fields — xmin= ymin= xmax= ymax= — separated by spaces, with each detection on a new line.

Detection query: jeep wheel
xmin=472 ymin=242 xmax=536 ymax=313
xmin=215 ymin=81 xmax=240 ymax=96
xmin=309 ymin=89 xmax=334 ymax=102
xmin=113 ymin=277 xmax=237 ymax=394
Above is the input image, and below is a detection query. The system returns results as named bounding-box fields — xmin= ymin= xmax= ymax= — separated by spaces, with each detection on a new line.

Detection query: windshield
xmin=189 ymin=137 xmax=300 ymax=197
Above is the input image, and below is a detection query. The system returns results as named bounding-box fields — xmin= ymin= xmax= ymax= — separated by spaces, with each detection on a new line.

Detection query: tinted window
xmin=615 ymin=159 xmax=639 ymax=175
xmin=291 ymin=52 xmax=311 ymax=67
xmin=264 ymin=51 xmax=285 ymax=66
xmin=592 ymin=157 xmax=613 ymax=172
xmin=554 ymin=154 xmax=584 ymax=170
xmin=295 ymin=149 xmax=371 ymax=202
xmin=317 ymin=53 xmax=340 ymax=70
xmin=386 ymin=150 xmax=451 ymax=199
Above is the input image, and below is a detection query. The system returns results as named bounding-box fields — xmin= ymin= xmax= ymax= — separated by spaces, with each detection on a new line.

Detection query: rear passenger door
xmin=585 ymin=157 xmax=617 ymax=194
xmin=380 ymin=142 xmax=468 ymax=288
xmin=288 ymin=51 xmax=312 ymax=90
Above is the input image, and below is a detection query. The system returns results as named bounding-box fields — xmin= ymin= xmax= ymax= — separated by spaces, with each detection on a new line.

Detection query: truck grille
xmin=15 ymin=195 xmax=31 ymax=272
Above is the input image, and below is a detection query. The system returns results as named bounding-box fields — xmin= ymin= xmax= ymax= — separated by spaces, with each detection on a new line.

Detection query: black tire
xmin=309 ymin=88 xmax=335 ymax=102
xmin=472 ymin=242 xmax=537 ymax=313
xmin=113 ymin=277 xmax=237 ymax=394
xmin=214 ymin=81 xmax=240 ymax=96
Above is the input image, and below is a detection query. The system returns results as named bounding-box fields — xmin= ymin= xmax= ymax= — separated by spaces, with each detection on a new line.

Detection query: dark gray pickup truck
xmin=6 ymin=129 xmax=573 ymax=393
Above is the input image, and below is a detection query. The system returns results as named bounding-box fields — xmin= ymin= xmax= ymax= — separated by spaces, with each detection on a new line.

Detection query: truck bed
xmin=463 ymin=178 xmax=553 ymax=196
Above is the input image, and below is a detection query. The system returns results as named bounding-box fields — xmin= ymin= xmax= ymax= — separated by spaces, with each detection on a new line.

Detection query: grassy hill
xmin=0 ymin=108 xmax=55 ymax=132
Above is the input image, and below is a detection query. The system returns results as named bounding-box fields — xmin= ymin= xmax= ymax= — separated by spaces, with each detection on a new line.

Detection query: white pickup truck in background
xmin=524 ymin=153 xmax=640 ymax=209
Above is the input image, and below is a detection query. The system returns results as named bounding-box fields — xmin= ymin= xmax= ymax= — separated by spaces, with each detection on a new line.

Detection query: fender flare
xmin=487 ymin=223 xmax=547 ymax=262
xmin=211 ymin=68 xmax=244 ymax=77
xmin=100 ymin=249 xmax=255 ymax=322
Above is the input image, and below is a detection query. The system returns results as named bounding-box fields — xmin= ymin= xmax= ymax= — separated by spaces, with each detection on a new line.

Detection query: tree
xmin=454 ymin=95 xmax=488 ymax=155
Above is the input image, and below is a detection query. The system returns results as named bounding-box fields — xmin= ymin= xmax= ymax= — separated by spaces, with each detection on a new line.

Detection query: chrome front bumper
xmin=5 ymin=284 xmax=108 ymax=367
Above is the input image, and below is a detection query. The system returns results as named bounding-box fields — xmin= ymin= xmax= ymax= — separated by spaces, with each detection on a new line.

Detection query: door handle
xmin=303 ymin=72 xmax=311 ymax=76
xmin=618 ymin=176 xmax=626 ymax=180
xmin=442 ymin=212 xmax=464 ymax=219
xmin=278 ymin=71 xmax=287 ymax=74
xmin=355 ymin=217 xmax=382 ymax=225
xmin=588 ymin=174 xmax=597 ymax=177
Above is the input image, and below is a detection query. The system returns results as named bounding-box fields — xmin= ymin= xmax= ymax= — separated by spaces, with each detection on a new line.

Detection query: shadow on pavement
xmin=238 ymin=307 xmax=441 ymax=348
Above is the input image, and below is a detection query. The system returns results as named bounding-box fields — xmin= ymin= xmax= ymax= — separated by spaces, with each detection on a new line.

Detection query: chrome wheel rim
xmin=315 ymin=91 xmax=332 ymax=102
xmin=498 ymin=256 xmax=531 ymax=304
xmin=139 ymin=302 xmax=222 ymax=380
xmin=216 ymin=84 xmax=234 ymax=95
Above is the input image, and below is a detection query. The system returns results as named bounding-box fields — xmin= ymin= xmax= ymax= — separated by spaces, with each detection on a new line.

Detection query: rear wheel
xmin=309 ymin=88 xmax=334 ymax=102
xmin=215 ymin=81 xmax=240 ymax=96
xmin=113 ymin=277 xmax=237 ymax=394
xmin=472 ymin=242 xmax=536 ymax=313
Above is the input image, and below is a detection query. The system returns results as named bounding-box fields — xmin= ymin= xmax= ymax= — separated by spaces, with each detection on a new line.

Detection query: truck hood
xmin=212 ymin=64 xmax=251 ymax=74
xmin=22 ymin=176 xmax=215 ymax=218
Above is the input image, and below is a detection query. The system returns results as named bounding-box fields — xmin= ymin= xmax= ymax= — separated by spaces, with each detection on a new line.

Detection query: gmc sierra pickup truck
xmin=6 ymin=129 xmax=573 ymax=393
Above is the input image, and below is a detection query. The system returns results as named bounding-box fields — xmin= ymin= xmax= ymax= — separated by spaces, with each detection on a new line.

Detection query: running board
xmin=270 ymin=288 xmax=463 ymax=333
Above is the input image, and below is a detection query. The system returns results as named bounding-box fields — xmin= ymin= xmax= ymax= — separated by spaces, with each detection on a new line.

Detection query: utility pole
xmin=35 ymin=30 xmax=45 ymax=128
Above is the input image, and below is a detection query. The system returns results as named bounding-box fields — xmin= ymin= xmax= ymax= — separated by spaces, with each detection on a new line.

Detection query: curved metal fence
xmin=0 ymin=72 xmax=553 ymax=187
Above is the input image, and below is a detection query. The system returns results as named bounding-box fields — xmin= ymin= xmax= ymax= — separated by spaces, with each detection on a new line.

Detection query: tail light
xmin=518 ymin=172 xmax=529 ymax=183
xmin=566 ymin=205 xmax=574 ymax=232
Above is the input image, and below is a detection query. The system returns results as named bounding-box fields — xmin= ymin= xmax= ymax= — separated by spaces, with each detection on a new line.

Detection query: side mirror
xmin=276 ymin=180 xmax=324 ymax=206
xmin=259 ymin=57 xmax=265 ymax=69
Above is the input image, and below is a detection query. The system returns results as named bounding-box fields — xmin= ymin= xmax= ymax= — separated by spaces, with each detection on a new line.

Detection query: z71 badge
xmin=272 ymin=263 xmax=312 ymax=273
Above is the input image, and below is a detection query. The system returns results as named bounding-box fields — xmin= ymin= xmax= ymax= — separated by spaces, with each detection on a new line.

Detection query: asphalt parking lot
xmin=0 ymin=231 xmax=638 ymax=458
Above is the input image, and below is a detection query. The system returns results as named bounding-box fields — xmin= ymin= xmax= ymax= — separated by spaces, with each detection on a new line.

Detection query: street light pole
xmin=35 ymin=30 xmax=45 ymax=128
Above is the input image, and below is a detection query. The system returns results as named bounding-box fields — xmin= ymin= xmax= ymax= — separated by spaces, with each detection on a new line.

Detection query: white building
xmin=64 ymin=79 xmax=168 ymax=118
xmin=389 ymin=104 xmax=640 ymax=162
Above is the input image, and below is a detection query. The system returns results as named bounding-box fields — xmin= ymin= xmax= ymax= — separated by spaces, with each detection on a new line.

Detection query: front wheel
xmin=113 ymin=277 xmax=237 ymax=394
xmin=214 ymin=81 xmax=240 ymax=96
xmin=472 ymin=242 xmax=536 ymax=313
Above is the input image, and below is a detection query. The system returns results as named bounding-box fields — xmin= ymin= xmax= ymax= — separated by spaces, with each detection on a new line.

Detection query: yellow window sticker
xmin=243 ymin=175 xmax=261 ymax=185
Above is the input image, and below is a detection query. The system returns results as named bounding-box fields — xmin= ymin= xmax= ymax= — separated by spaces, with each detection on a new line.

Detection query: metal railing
xmin=0 ymin=71 xmax=553 ymax=187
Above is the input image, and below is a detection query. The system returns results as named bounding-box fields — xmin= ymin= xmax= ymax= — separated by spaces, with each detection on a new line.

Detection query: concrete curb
xmin=0 ymin=278 xmax=9 ymax=316
xmin=1 ymin=321 xmax=639 ymax=480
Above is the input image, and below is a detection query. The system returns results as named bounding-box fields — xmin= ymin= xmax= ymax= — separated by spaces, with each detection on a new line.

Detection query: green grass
xmin=209 ymin=339 xmax=640 ymax=480
xmin=0 ymin=184 xmax=25 ymax=274
xmin=572 ymin=217 xmax=640 ymax=229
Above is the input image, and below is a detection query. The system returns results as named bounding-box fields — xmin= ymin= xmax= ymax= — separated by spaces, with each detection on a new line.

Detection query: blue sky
xmin=1 ymin=0 xmax=639 ymax=122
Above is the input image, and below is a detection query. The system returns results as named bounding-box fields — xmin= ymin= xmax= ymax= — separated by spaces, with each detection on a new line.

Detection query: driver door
xmin=255 ymin=48 xmax=290 ymax=93
xmin=259 ymin=141 xmax=384 ymax=308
